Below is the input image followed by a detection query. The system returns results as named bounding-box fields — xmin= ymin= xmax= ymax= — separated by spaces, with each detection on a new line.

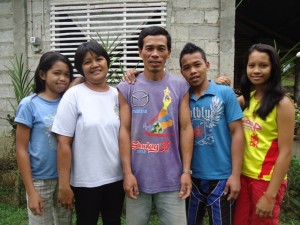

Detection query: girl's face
xmin=40 ymin=60 xmax=71 ymax=97
xmin=246 ymin=50 xmax=271 ymax=87
xmin=82 ymin=51 xmax=108 ymax=85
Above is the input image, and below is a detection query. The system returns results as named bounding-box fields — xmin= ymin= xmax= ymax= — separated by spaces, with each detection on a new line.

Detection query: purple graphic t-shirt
xmin=117 ymin=73 xmax=189 ymax=194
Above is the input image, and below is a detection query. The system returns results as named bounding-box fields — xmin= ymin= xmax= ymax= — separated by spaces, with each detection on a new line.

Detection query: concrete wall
xmin=0 ymin=0 xmax=235 ymax=143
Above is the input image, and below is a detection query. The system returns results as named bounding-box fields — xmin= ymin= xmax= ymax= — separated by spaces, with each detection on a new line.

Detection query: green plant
xmin=6 ymin=54 xmax=34 ymax=107
xmin=5 ymin=54 xmax=34 ymax=137
xmin=3 ymin=54 xmax=33 ymax=207
xmin=96 ymin=32 xmax=125 ymax=84
xmin=274 ymin=41 xmax=300 ymax=81
xmin=282 ymin=156 xmax=300 ymax=220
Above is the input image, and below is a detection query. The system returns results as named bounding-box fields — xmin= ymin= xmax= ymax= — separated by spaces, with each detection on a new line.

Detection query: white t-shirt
xmin=52 ymin=83 xmax=123 ymax=187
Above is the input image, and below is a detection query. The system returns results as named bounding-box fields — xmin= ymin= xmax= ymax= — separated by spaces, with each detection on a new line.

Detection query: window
xmin=50 ymin=1 xmax=167 ymax=82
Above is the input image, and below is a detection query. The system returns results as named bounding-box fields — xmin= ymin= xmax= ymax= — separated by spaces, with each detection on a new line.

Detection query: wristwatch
xmin=183 ymin=169 xmax=192 ymax=175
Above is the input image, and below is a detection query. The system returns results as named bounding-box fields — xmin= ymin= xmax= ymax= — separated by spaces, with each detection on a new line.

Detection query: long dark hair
xmin=241 ymin=43 xmax=285 ymax=120
xmin=34 ymin=52 xmax=73 ymax=93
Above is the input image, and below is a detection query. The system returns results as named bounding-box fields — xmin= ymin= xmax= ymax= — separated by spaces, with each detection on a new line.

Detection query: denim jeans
xmin=126 ymin=191 xmax=187 ymax=225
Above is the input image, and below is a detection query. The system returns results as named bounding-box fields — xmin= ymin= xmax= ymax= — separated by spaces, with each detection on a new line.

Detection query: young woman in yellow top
xmin=234 ymin=44 xmax=295 ymax=225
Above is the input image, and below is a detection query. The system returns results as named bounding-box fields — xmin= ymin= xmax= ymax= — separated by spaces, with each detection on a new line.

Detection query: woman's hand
xmin=122 ymin=69 xmax=142 ymax=84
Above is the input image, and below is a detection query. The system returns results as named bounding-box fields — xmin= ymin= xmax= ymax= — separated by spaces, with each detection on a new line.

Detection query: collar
xmin=189 ymin=80 xmax=216 ymax=101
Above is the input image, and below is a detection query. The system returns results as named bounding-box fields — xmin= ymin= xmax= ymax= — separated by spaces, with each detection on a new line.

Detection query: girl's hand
xmin=214 ymin=76 xmax=231 ymax=86
xmin=58 ymin=186 xmax=74 ymax=209
xmin=28 ymin=190 xmax=44 ymax=215
xmin=255 ymin=194 xmax=275 ymax=218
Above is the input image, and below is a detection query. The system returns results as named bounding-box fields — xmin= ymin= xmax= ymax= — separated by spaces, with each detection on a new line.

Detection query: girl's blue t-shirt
xmin=15 ymin=94 xmax=61 ymax=179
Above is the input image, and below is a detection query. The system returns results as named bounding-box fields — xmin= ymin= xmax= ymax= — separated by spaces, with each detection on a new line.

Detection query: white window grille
xmin=50 ymin=1 xmax=167 ymax=83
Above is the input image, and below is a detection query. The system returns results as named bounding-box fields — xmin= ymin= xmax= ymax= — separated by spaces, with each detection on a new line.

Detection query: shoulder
xmin=167 ymin=73 xmax=186 ymax=83
xmin=63 ymin=83 xmax=84 ymax=97
xmin=109 ymin=86 xmax=118 ymax=95
xmin=210 ymin=81 xmax=235 ymax=96
xmin=277 ymin=96 xmax=294 ymax=111
xmin=19 ymin=94 xmax=37 ymax=105
xmin=167 ymin=74 xmax=189 ymax=92
xmin=237 ymin=95 xmax=244 ymax=107
xmin=117 ymin=80 xmax=130 ymax=91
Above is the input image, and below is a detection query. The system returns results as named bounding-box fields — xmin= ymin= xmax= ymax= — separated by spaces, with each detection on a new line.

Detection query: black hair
xmin=74 ymin=41 xmax=110 ymax=76
xmin=241 ymin=43 xmax=285 ymax=120
xmin=34 ymin=52 xmax=73 ymax=93
xmin=138 ymin=26 xmax=171 ymax=51
xmin=179 ymin=42 xmax=207 ymax=68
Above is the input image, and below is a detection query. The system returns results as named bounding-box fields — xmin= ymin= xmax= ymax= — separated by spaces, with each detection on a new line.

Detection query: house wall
xmin=0 ymin=0 xmax=235 ymax=144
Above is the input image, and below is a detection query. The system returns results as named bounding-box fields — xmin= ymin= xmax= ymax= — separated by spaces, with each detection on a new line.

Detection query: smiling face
xmin=138 ymin=35 xmax=170 ymax=77
xmin=82 ymin=51 xmax=108 ymax=87
xmin=180 ymin=51 xmax=210 ymax=90
xmin=246 ymin=50 xmax=272 ymax=88
xmin=40 ymin=60 xmax=71 ymax=99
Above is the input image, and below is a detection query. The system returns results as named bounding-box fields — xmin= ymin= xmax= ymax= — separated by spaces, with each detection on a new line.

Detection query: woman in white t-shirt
xmin=52 ymin=41 xmax=124 ymax=225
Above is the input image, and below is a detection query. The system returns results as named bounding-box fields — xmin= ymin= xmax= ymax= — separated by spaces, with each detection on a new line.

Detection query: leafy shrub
xmin=282 ymin=156 xmax=300 ymax=219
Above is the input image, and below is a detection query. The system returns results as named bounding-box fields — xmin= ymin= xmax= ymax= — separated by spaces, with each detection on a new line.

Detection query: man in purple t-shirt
xmin=117 ymin=26 xmax=194 ymax=225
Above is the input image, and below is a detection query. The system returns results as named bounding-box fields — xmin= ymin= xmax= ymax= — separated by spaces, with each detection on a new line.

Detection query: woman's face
xmin=82 ymin=51 xmax=108 ymax=85
xmin=246 ymin=50 xmax=272 ymax=87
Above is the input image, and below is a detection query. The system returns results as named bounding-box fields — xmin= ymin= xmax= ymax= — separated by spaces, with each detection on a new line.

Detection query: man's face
xmin=139 ymin=35 xmax=171 ymax=74
xmin=180 ymin=52 xmax=210 ymax=88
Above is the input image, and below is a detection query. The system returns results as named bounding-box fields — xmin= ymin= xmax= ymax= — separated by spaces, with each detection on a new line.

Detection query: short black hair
xmin=74 ymin=41 xmax=110 ymax=76
xmin=179 ymin=42 xmax=207 ymax=68
xmin=138 ymin=26 xmax=171 ymax=51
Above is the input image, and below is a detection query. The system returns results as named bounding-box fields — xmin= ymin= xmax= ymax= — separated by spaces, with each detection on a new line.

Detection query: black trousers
xmin=72 ymin=180 xmax=125 ymax=225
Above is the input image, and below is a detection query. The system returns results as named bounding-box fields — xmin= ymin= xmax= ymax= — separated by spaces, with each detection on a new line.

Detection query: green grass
xmin=0 ymin=185 xmax=299 ymax=225
xmin=0 ymin=202 xmax=28 ymax=225
xmin=0 ymin=203 xmax=160 ymax=225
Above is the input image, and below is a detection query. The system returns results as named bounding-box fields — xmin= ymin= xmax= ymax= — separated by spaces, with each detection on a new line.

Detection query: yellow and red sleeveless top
xmin=242 ymin=93 xmax=286 ymax=181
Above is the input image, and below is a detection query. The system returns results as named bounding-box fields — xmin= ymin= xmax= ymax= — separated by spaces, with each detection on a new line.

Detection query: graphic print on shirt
xmin=243 ymin=115 xmax=279 ymax=179
xmin=45 ymin=112 xmax=57 ymax=151
xmin=131 ymin=87 xmax=173 ymax=154
xmin=144 ymin=87 xmax=173 ymax=135
xmin=243 ymin=117 xmax=262 ymax=148
xmin=191 ymin=96 xmax=222 ymax=145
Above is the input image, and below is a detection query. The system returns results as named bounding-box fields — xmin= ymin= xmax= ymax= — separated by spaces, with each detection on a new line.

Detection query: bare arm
xmin=237 ymin=95 xmax=244 ymax=107
xmin=68 ymin=77 xmax=84 ymax=88
xmin=256 ymin=96 xmax=294 ymax=217
xmin=178 ymin=92 xmax=194 ymax=200
xmin=225 ymin=119 xmax=244 ymax=200
xmin=16 ymin=123 xmax=44 ymax=215
xmin=118 ymin=91 xmax=139 ymax=199
xmin=122 ymin=69 xmax=142 ymax=84
xmin=56 ymin=134 xmax=74 ymax=209
xmin=214 ymin=76 xmax=231 ymax=86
